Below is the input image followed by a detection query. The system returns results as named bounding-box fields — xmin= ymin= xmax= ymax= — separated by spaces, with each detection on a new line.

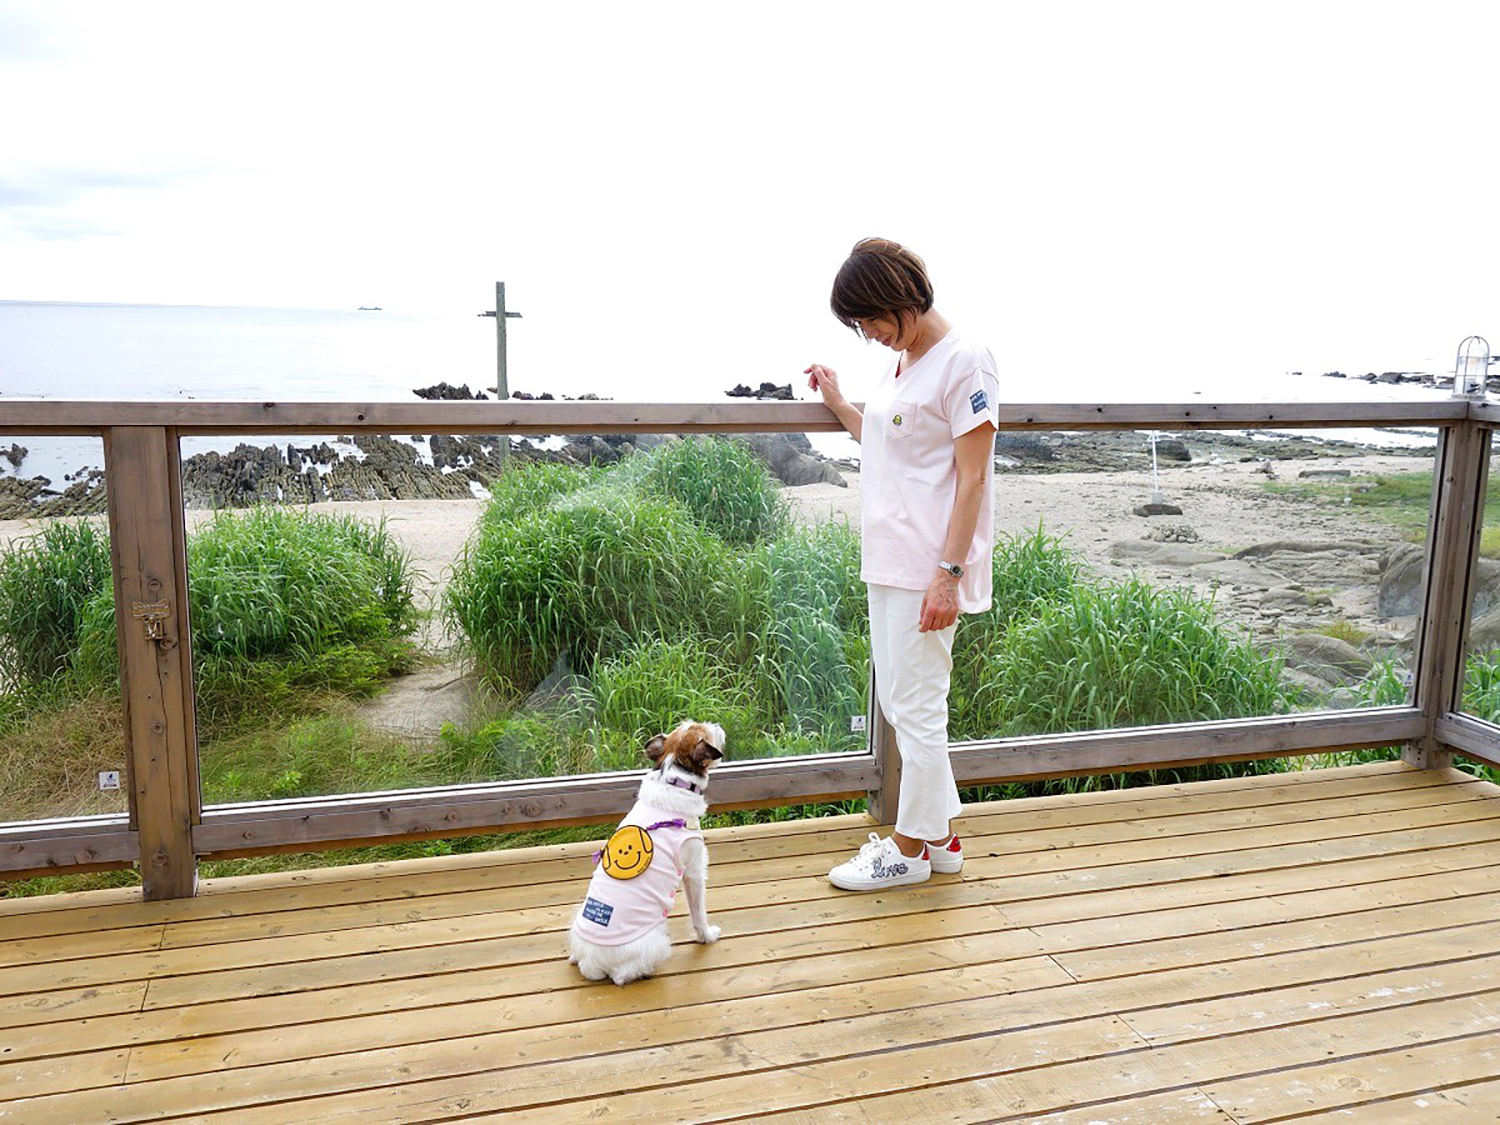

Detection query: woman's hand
xmin=804 ymin=363 xmax=844 ymax=406
xmin=805 ymin=363 xmax=863 ymax=442
xmin=919 ymin=572 xmax=960 ymax=632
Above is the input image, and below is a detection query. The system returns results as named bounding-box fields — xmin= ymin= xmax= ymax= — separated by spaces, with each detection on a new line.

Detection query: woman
xmin=806 ymin=238 xmax=999 ymax=891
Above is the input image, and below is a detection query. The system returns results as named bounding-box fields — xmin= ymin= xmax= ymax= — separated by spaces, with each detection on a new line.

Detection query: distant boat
xmin=358 ymin=306 xmax=383 ymax=311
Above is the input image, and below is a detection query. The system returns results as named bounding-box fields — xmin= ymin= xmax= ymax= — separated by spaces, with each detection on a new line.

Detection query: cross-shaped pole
xmin=478 ymin=281 xmax=524 ymax=400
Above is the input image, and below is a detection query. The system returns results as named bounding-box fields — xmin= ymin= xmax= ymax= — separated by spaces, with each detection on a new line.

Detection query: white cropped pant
xmin=868 ymin=584 xmax=963 ymax=841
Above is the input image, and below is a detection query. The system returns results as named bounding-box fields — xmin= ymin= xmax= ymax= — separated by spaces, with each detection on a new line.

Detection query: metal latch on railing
xmin=131 ymin=601 xmax=171 ymax=641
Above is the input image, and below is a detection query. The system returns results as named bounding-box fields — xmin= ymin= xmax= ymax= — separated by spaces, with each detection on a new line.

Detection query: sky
xmin=2 ymin=0 xmax=1498 ymax=399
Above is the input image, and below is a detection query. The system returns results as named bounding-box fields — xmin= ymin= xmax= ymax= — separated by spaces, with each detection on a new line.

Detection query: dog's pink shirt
xmin=572 ymin=800 xmax=701 ymax=947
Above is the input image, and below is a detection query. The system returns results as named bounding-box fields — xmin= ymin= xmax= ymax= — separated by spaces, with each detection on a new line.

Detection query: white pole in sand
xmin=1149 ymin=431 xmax=1165 ymax=505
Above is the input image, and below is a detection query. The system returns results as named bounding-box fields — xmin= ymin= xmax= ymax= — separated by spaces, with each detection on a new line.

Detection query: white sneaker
xmin=829 ymin=833 xmax=932 ymax=892
xmin=928 ymin=834 xmax=964 ymax=874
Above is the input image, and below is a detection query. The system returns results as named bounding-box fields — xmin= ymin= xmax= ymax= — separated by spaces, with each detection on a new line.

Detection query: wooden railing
xmin=2 ymin=397 xmax=1498 ymax=900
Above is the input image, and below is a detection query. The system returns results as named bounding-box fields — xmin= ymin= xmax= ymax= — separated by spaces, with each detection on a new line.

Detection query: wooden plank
xmin=180 ymin=760 xmax=1427 ymax=895
xmin=1438 ymin=711 xmax=1500 ymax=769
xmin=1031 ymin=1089 xmax=1238 ymax=1123
xmin=1287 ymin=1075 xmax=1500 ymax=1122
xmin=0 ymin=958 xmax=1071 ymax=1109
xmin=6 ymin=770 xmax=1480 ymax=943
xmin=103 ymin=427 xmax=198 ymax=899
xmin=23 ymin=932 xmax=1500 ymax=1120
xmin=8 ymin=839 xmax=1499 ymax=1034
xmin=190 ymin=712 xmax=1422 ymax=859
xmin=9 ymin=835 xmax=1497 ymax=1020
xmin=203 ymin=950 xmax=1500 ymax=1122
xmin=13 ymin=864 xmax=1492 ymax=1041
xmin=5 ymin=774 xmax=1471 ymax=993
xmin=0 ymin=980 xmax=148 ymax=1030
xmin=1206 ymin=1029 xmax=1500 ymax=1121
xmin=0 ymin=790 xmax=1461 ymax=959
xmin=951 ymin=707 xmax=1426 ymax=784
xmin=166 ymin=930 xmax=1500 ymax=1116
xmin=0 ymin=830 xmax=138 ymax=877
xmin=6 ymin=795 xmax=1497 ymax=976
xmin=192 ymin=753 xmax=878 ymax=857
xmin=1410 ymin=421 xmax=1490 ymax=768
xmin=11 ymin=828 xmax=1500 ymax=1074
xmin=447 ymin=991 xmax=1500 ymax=1121
xmin=2 ymin=774 xmax=1500 ymax=1116
xmin=0 ymin=399 xmax=1467 ymax=435
xmin=173 ymin=761 xmax=1436 ymax=895
xmin=127 ymin=863 xmax=1500 ymax=1015
xmin=0 ymin=759 xmax=1416 ymax=912
xmin=9 ymin=851 xmax=1499 ymax=1100
xmin=149 ymin=798 xmax=1500 ymax=951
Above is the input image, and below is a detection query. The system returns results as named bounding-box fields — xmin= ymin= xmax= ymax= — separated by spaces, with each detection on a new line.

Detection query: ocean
xmin=0 ymin=300 xmax=1453 ymax=490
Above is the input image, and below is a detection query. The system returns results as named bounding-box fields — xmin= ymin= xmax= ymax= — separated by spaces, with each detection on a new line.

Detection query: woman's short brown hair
xmin=830 ymin=238 xmax=934 ymax=336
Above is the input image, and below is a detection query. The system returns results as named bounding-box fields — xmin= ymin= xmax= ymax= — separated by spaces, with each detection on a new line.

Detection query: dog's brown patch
xmin=646 ymin=722 xmax=725 ymax=777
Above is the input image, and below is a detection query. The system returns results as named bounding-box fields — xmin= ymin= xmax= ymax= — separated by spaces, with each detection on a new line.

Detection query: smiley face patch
xmin=601 ymin=824 xmax=654 ymax=880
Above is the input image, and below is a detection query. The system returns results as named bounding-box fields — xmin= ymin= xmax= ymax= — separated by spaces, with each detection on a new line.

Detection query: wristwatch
xmin=937 ymin=560 xmax=964 ymax=578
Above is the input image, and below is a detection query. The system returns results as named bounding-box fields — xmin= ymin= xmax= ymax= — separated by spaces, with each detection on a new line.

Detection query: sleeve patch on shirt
xmin=970 ymin=390 xmax=989 ymax=414
xmin=582 ymin=896 xmax=613 ymax=926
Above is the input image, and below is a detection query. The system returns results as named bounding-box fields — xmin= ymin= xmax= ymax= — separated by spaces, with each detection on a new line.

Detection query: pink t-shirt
xmin=572 ymin=800 xmax=700 ymax=946
xmin=860 ymin=331 xmax=999 ymax=613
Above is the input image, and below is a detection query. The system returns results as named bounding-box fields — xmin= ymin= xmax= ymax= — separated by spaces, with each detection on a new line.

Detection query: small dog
xmin=568 ymin=720 xmax=725 ymax=985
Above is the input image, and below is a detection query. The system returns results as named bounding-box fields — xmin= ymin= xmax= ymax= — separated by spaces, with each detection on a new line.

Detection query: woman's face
xmin=856 ymin=313 xmax=910 ymax=351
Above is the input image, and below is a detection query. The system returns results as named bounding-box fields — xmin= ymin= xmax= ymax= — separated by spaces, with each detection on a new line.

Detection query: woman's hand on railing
xmin=805 ymin=364 xmax=863 ymax=442
xmin=804 ymin=363 xmax=844 ymax=405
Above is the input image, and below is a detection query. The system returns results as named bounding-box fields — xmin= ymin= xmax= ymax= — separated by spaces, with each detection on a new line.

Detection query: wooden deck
xmin=3 ymin=760 xmax=1500 ymax=1122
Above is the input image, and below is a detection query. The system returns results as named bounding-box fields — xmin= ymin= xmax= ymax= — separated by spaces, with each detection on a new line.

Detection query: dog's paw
xmin=694 ymin=924 xmax=722 ymax=944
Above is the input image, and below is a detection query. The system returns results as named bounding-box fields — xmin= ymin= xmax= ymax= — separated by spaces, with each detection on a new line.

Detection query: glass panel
xmin=186 ymin=430 xmax=868 ymax=807
xmin=949 ymin=425 xmax=1438 ymax=747
xmin=1459 ymin=430 xmax=1500 ymax=735
xmin=0 ymin=436 xmax=126 ymax=823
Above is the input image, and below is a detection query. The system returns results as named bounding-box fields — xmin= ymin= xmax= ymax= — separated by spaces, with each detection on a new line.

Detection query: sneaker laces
xmin=845 ymin=832 xmax=890 ymax=873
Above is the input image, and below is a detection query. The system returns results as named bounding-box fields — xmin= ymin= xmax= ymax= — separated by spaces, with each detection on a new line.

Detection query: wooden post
xmin=1407 ymin=419 xmax=1491 ymax=770
xmin=481 ymin=281 xmax=523 ymax=469
xmin=104 ymin=427 xmax=199 ymax=899
xmin=494 ymin=281 xmax=510 ymax=401
xmin=866 ymin=665 xmax=901 ymax=825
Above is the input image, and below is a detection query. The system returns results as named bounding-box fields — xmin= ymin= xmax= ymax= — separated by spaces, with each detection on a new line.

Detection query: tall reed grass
xmin=635 ymin=436 xmax=787 ymax=545
xmin=0 ymin=521 xmax=112 ymax=690
xmin=446 ymin=495 xmax=741 ymax=694
xmin=964 ymin=577 xmax=1289 ymax=736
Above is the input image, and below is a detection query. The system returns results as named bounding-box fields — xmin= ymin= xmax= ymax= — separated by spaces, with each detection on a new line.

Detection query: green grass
xmin=0 ymin=521 xmax=112 ymax=690
xmin=950 ymin=524 xmax=1082 ymax=739
xmin=747 ymin=521 xmax=867 ymax=747
xmin=592 ymin=636 xmax=760 ymax=753
xmin=960 ymin=576 xmax=1289 ymax=738
xmin=445 ymin=492 xmax=742 ymax=695
xmin=1260 ymin=467 xmax=1500 ymax=542
xmin=1305 ymin=619 xmax=1373 ymax=646
xmin=68 ymin=508 xmax=420 ymax=728
xmin=635 ymin=436 xmax=788 ymax=546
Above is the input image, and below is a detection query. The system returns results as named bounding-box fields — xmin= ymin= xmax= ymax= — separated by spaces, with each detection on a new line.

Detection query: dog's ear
xmin=692 ymin=738 xmax=724 ymax=766
xmin=643 ymin=734 xmax=668 ymax=763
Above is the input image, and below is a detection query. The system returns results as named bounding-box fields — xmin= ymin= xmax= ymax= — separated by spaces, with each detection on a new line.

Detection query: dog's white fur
xmin=568 ymin=721 xmax=723 ymax=986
